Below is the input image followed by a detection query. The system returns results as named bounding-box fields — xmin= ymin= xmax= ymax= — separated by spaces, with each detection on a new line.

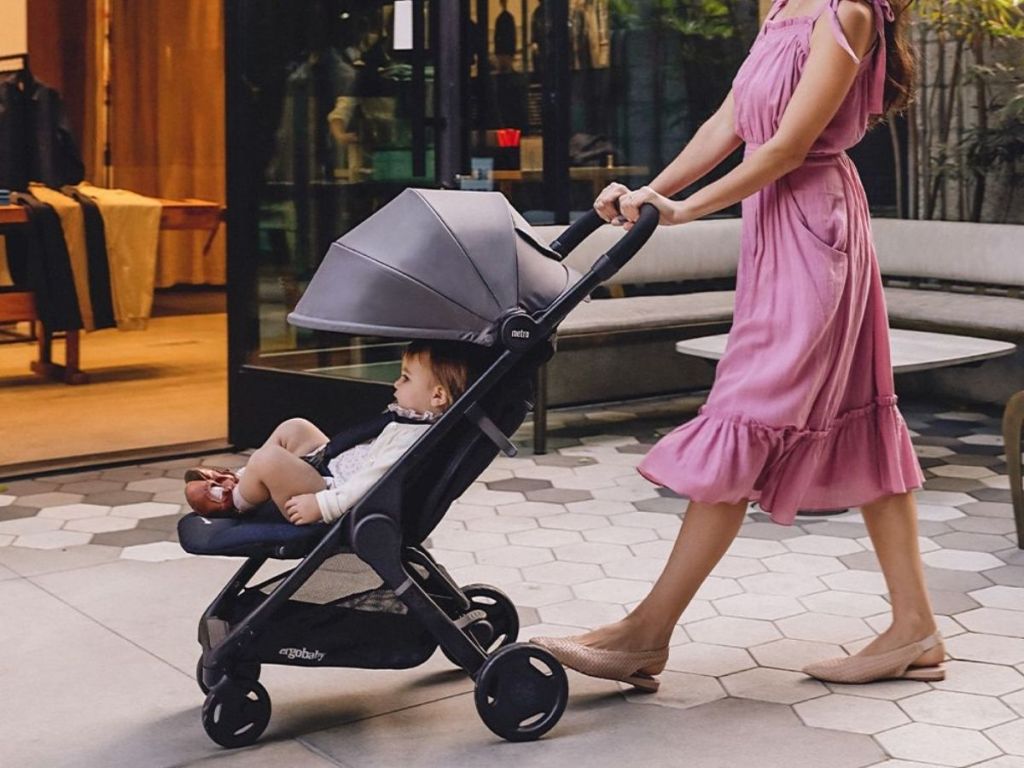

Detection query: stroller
xmin=177 ymin=188 xmax=659 ymax=747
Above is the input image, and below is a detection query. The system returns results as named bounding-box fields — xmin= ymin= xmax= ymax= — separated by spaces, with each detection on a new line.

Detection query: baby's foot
xmin=185 ymin=480 xmax=238 ymax=517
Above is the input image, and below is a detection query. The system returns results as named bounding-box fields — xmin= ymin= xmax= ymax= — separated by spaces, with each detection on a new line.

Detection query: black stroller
xmin=177 ymin=188 xmax=658 ymax=747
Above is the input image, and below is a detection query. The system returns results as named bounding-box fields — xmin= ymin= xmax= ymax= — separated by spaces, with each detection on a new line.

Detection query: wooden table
xmin=675 ymin=328 xmax=1018 ymax=517
xmin=0 ymin=197 xmax=224 ymax=383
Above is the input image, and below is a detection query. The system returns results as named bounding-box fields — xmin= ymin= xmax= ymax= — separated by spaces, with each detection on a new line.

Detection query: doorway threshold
xmin=0 ymin=439 xmax=234 ymax=482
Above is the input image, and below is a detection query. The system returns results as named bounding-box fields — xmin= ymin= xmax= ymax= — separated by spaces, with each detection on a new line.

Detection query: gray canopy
xmin=287 ymin=188 xmax=578 ymax=346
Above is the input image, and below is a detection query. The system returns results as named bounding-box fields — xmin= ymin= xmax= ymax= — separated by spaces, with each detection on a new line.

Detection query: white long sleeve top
xmin=313 ymin=419 xmax=430 ymax=523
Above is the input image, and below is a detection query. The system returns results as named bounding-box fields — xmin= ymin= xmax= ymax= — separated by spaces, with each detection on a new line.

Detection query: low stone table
xmin=675 ymin=329 xmax=1018 ymax=525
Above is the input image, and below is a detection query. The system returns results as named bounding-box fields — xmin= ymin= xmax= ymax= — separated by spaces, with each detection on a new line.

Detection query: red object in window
xmin=496 ymin=128 xmax=521 ymax=148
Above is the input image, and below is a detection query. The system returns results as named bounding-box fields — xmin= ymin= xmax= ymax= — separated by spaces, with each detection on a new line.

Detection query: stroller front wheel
xmin=474 ymin=642 xmax=568 ymax=742
xmin=201 ymin=678 xmax=272 ymax=749
xmin=443 ymin=583 xmax=519 ymax=668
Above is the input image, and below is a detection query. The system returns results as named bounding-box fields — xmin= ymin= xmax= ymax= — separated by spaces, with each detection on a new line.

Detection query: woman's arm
xmin=620 ymin=0 xmax=876 ymax=227
xmin=647 ymin=90 xmax=744 ymax=198
xmin=594 ymin=90 xmax=742 ymax=222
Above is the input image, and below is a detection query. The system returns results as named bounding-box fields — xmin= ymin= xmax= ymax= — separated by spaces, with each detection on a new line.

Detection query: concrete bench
xmin=533 ymin=218 xmax=1024 ymax=546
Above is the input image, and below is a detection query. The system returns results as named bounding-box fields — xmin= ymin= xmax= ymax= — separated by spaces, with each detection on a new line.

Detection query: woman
xmin=533 ymin=0 xmax=944 ymax=690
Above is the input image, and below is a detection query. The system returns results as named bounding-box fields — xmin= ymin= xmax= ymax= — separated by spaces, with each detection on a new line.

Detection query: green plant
xmin=907 ymin=0 xmax=1024 ymax=221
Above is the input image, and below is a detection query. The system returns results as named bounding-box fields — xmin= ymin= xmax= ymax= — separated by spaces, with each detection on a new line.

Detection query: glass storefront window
xmin=464 ymin=0 xmax=759 ymax=224
xmin=232 ymin=0 xmax=435 ymax=388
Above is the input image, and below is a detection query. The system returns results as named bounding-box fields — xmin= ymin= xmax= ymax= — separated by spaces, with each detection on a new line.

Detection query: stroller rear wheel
xmin=442 ymin=583 xmax=519 ymax=667
xmin=474 ymin=642 xmax=568 ymax=742
xmin=201 ymin=678 xmax=272 ymax=749
xmin=196 ymin=655 xmax=261 ymax=695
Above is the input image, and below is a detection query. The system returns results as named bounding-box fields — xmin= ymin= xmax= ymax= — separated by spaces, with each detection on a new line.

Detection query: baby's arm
xmin=313 ymin=422 xmax=428 ymax=524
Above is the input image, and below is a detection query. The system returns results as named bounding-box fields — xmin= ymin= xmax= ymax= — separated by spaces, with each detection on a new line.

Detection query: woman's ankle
xmin=623 ymin=607 xmax=675 ymax=649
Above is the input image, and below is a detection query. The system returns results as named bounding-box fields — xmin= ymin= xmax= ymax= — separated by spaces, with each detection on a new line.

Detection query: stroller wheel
xmin=201 ymin=678 xmax=271 ymax=749
xmin=196 ymin=656 xmax=261 ymax=695
xmin=474 ymin=642 xmax=568 ymax=742
xmin=443 ymin=583 xmax=520 ymax=668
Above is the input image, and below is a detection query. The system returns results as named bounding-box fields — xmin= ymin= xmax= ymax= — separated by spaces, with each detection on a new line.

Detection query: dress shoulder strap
xmin=820 ymin=0 xmax=895 ymax=114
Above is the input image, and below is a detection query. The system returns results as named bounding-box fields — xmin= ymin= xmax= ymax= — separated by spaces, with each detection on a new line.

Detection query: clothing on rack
xmin=28 ymin=183 xmax=115 ymax=332
xmin=71 ymin=183 xmax=161 ymax=331
xmin=0 ymin=70 xmax=84 ymax=191
xmin=5 ymin=192 xmax=83 ymax=332
xmin=61 ymin=187 xmax=115 ymax=330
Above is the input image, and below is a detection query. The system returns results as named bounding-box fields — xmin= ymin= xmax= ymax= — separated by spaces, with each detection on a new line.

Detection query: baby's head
xmin=393 ymin=341 xmax=482 ymax=416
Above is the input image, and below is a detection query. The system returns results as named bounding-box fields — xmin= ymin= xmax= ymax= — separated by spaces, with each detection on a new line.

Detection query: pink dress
xmin=637 ymin=0 xmax=924 ymax=525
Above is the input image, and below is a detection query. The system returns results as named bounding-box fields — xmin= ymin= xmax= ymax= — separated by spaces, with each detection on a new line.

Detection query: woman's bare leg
xmin=238 ymin=419 xmax=330 ymax=510
xmin=571 ymin=499 xmax=748 ymax=660
xmin=855 ymin=491 xmax=944 ymax=665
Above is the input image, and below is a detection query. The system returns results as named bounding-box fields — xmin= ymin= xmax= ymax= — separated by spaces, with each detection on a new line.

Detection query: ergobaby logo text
xmin=279 ymin=646 xmax=326 ymax=662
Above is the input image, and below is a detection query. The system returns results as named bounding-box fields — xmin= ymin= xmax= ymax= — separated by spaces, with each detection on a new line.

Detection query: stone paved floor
xmin=1 ymin=396 xmax=1022 ymax=768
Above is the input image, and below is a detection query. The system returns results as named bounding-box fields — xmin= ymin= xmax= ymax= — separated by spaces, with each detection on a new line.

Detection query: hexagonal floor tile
xmin=823 ymin=569 xmax=889 ymax=595
xmin=800 ymin=590 xmax=891 ymax=618
xmin=475 ymin=545 xmax=553 ymax=568
xmin=124 ymin=477 xmax=184 ymax=494
xmin=523 ymin=561 xmax=605 ymax=585
xmin=553 ymin=541 xmax=632 ymax=564
xmin=875 ymin=723 xmax=1001 ymax=767
xmin=16 ymin=492 xmax=85 ymax=509
xmin=966 ymin=585 xmax=1024 ymax=610
xmin=621 ymin=670 xmax=726 ymax=710
xmin=750 ymin=638 xmax=843 ymax=672
xmin=62 ymin=516 xmax=138 ymax=534
xmin=763 ymin=552 xmax=847 ymax=576
xmin=119 ymin=541 xmax=192 ymax=562
xmin=984 ymin=720 xmax=1024 ymax=758
xmin=573 ymin=577 xmax=652 ymax=605
xmin=932 ymin=660 xmax=1024 ymax=697
xmin=900 ymin=690 xmax=1016 ymax=730
xmin=537 ymin=599 xmax=625 ymax=627
xmin=686 ymin=616 xmax=782 ymax=648
xmin=739 ymin=571 xmax=828 ymax=598
xmin=36 ymin=503 xmax=112 ymax=521
xmin=502 ymin=581 xmax=573 ymax=608
xmin=946 ymin=633 xmax=1024 ymax=665
xmin=795 ymin=692 xmax=910 ymax=734
xmin=582 ymin=526 xmax=657 ymax=546
xmin=0 ymin=517 xmax=63 ymax=535
xmin=784 ymin=535 xmax=864 ymax=557
xmin=720 ymin=666 xmax=827 ymax=704
xmin=109 ymin=502 xmax=184 ymax=520
xmin=728 ymin=538 xmax=788 ymax=558
xmin=14 ymin=530 xmax=93 ymax=549
xmin=714 ymin=593 xmax=804 ymax=620
xmin=665 ymin=642 xmax=756 ymax=677
xmin=776 ymin=613 xmax=873 ymax=645
xmin=538 ymin=513 xmax=610 ymax=532
xmin=955 ymin=608 xmax=1024 ymax=638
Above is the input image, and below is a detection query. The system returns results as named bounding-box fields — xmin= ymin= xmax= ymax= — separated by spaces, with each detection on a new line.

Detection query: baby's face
xmin=393 ymin=353 xmax=447 ymax=414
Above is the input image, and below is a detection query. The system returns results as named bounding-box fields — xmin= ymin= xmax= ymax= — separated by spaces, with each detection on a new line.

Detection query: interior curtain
xmin=109 ymin=0 xmax=226 ymax=287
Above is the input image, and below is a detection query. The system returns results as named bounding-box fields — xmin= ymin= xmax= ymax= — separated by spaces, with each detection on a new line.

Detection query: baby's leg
xmin=238 ymin=445 xmax=327 ymax=511
xmin=262 ymin=418 xmax=329 ymax=457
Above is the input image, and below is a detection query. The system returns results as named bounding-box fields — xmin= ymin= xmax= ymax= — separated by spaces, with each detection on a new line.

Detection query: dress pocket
xmin=783 ymin=164 xmax=849 ymax=258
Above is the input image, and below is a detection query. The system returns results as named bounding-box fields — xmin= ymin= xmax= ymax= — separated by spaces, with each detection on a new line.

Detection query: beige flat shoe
xmin=802 ymin=632 xmax=945 ymax=684
xmin=531 ymin=635 xmax=669 ymax=692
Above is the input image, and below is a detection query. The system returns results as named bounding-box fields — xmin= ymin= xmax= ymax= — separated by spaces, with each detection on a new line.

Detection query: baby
xmin=184 ymin=341 xmax=480 ymax=525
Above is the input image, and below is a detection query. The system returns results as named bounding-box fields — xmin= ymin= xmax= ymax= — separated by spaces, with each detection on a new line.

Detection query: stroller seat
xmin=178 ymin=503 xmax=331 ymax=560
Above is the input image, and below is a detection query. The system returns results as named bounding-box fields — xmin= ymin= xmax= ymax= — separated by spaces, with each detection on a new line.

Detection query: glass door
xmin=225 ymin=0 xmax=443 ymax=444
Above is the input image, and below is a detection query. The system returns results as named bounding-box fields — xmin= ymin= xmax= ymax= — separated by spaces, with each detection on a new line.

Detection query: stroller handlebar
xmin=549 ymin=203 xmax=660 ymax=283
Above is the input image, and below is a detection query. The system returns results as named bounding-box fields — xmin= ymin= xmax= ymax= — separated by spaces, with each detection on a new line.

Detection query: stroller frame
xmin=193 ymin=204 xmax=661 ymax=745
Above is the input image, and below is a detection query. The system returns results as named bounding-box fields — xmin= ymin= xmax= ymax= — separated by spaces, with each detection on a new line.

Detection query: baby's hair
xmin=404 ymin=340 xmax=487 ymax=407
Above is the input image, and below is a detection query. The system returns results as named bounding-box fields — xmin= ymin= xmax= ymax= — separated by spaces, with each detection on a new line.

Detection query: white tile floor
xmin=0 ymin=396 xmax=1022 ymax=767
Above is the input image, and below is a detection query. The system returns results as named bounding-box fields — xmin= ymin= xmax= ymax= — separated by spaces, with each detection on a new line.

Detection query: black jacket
xmin=0 ymin=72 xmax=84 ymax=191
